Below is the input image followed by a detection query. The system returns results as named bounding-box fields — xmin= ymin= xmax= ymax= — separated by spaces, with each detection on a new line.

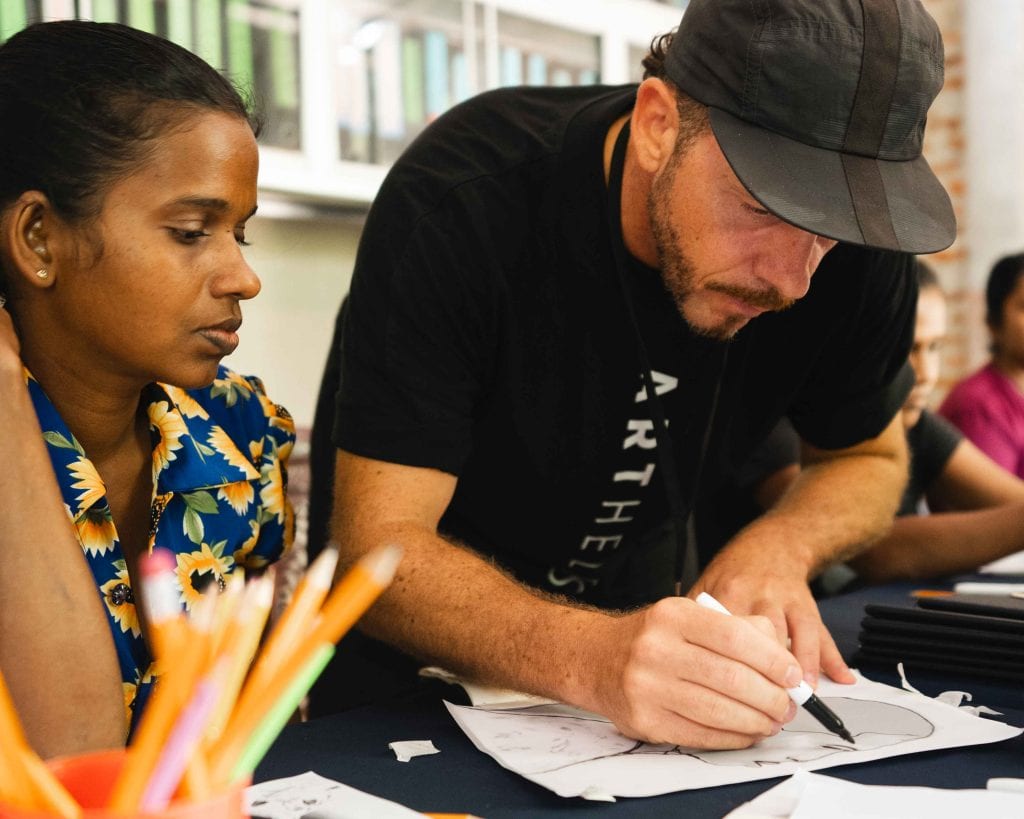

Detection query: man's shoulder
xmin=381 ymin=84 xmax=635 ymax=198
xmin=422 ymin=84 xmax=635 ymax=142
xmin=359 ymin=85 xmax=635 ymax=270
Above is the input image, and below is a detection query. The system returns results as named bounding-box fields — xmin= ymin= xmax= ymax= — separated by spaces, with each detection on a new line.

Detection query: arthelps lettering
xmin=546 ymin=371 xmax=678 ymax=595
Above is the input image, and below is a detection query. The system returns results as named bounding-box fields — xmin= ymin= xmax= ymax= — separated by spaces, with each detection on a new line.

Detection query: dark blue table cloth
xmin=255 ymin=579 xmax=1024 ymax=818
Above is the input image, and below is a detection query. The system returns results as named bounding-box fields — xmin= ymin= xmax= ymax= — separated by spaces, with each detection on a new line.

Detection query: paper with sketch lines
xmin=445 ymin=671 xmax=1022 ymax=798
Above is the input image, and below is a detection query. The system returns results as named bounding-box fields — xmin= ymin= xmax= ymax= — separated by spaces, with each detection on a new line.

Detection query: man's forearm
xmin=338 ymin=519 xmax=619 ymax=712
xmin=747 ymin=443 xmax=908 ymax=577
xmin=332 ymin=450 xmax=806 ymax=747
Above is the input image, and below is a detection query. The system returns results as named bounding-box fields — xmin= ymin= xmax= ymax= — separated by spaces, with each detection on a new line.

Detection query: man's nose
xmin=756 ymin=227 xmax=836 ymax=302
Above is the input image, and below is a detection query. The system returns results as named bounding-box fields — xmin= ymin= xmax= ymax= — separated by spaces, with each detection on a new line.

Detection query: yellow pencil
xmin=108 ymin=590 xmax=217 ymax=812
xmin=139 ymin=548 xmax=187 ymax=671
xmin=0 ymin=739 xmax=33 ymax=808
xmin=242 ymin=546 xmax=338 ymax=703
xmin=20 ymin=754 xmax=82 ymax=819
xmin=208 ymin=544 xmax=402 ymax=786
xmin=201 ymin=573 xmax=275 ymax=747
xmin=175 ymin=575 xmax=246 ymax=801
xmin=0 ymin=671 xmax=79 ymax=817
xmin=208 ymin=572 xmax=245 ymax=661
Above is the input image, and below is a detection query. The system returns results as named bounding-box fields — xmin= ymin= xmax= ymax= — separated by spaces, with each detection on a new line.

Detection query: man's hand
xmin=688 ymin=414 xmax=908 ymax=688
xmin=582 ymin=596 xmax=801 ymax=748
xmin=689 ymin=539 xmax=854 ymax=688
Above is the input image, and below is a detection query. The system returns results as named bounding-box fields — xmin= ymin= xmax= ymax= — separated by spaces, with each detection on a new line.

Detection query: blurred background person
xmin=939 ymin=252 xmax=1024 ymax=478
xmin=698 ymin=260 xmax=1024 ymax=591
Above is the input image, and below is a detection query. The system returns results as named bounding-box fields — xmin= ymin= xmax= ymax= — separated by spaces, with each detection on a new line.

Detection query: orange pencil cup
xmin=0 ymin=749 xmax=247 ymax=819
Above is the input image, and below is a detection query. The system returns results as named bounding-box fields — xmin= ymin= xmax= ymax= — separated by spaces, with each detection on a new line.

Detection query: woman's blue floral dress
xmin=27 ymin=365 xmax=295 ymax=732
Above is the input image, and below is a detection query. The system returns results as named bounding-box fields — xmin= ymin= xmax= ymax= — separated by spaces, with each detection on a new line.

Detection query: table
xmin=255 ymin=580 xmax=1024 ymax=818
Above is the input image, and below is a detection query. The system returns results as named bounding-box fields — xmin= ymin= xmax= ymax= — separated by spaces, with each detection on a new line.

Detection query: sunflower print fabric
xmin=27 ymin=365 xmax=295 ymax=734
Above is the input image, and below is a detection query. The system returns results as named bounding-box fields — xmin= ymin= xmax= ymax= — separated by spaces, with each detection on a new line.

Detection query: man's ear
xmin=631 ymin=78 xmax=680 ymax=174
xmin=3 ymin=192 xmax=57 ymax=290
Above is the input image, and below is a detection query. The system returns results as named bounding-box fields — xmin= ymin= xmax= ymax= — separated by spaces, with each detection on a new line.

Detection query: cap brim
xmin=708 ymin=107 xmax=956 ymax=254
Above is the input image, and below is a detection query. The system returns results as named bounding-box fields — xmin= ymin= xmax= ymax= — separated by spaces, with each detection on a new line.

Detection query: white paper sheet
xmin=979 ymin=549 xmax=1024 ymax=574
xmin=725 ymin=770 xmax=1024 ymax=819
xmin=245 ymin=771 xmax=426 ymax=819
xmin=445 ymin=671 xmax=1022 ymax=798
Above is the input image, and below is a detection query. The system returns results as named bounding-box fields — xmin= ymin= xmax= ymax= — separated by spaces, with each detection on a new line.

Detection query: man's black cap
xmin=665 ymin=0 xmax=956 ymax=254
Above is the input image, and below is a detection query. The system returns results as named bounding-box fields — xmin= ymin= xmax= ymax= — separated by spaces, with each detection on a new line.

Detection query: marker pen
xmin=695 ymin=592 xmax=855 ymax=744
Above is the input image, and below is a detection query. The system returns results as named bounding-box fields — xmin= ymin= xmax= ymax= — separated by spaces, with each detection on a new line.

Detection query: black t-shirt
xmin=900 ymin=409 xmax=963 ymax=515
xmin=696 ymin=411 xmax=964 ymax=564
xmin=330 ymin=84 xmax=915 ymax=609
xmin=695 ymin=416 xmax=802 ymax=562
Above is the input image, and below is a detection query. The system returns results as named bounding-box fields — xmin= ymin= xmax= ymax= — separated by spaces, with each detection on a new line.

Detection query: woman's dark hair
xmin=0 ymin=20 xmax=261 ymax=224
xmin=986 ymin=253 xmax=1024 ymax=329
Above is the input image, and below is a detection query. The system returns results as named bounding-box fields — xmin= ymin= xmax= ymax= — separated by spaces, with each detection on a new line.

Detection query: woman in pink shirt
xmin=940 ymin=253 xmax=1024 ymax=478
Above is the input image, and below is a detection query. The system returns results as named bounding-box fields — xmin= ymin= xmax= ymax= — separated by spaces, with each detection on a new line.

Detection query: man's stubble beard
xmin=646 ymin=162 xmax=793 ymax=341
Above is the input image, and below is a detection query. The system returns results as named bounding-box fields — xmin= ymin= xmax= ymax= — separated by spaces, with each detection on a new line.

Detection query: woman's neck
xmin=21 ymin=343 xmax=147 ymax=465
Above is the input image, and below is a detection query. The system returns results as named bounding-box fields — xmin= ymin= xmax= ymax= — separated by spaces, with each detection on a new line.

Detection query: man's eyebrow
xmin=167 ymin=197 xmax=258 ymax=219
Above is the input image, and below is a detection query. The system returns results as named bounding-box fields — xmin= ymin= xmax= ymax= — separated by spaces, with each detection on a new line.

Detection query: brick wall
xmin=920 ymin=0 xmax=978 ymax=397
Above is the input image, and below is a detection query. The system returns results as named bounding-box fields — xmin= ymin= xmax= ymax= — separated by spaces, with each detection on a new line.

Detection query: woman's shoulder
xmin=940 ymin=363 xmax=1024 ymax=424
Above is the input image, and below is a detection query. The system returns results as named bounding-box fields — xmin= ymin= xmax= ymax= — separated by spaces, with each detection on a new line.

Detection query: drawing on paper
xmin=482 ymin=697 xmax=934 ymax=774
xmin=628 ymin=698 xmax=934 ymax=767
xmin=444 ymin=672 xmax=1023 ymax=799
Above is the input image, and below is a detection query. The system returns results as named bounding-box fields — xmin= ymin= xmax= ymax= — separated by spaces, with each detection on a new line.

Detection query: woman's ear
xmin=631 ymin=78 xmax=680 ymax=175
xmin=3 ymin=192 xmax=57 ymax=290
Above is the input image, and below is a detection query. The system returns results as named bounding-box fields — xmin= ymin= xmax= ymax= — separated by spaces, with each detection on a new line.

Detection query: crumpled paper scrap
xmin=896 ymin=663 xmax=1003 ymax=717
xmin=388 ymin=739 xmax=440 ymax=762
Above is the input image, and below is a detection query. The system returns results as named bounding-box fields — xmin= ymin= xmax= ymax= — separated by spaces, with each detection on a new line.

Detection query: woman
xmin=0 ymin=21 xmax=293 ymax=757
xmin=939 ymin=253 xmax=1024 ymax=478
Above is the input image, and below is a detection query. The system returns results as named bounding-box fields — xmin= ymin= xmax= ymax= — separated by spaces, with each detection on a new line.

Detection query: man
xmin=309 ymin=0 xmax=955 ymax=750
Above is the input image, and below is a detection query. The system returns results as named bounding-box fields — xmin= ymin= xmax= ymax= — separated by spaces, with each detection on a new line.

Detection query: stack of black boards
xmin=855 ymin=593 xmax=1024 ymax=682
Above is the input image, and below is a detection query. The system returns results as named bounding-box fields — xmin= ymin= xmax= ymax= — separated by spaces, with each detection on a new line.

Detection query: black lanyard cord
xmin=604 ymin=119 xmax=728 ymax=595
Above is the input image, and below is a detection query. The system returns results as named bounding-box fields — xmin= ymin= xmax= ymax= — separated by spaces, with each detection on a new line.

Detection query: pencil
xmin=140 ymin=660 xmax=227 ymax=812
xmin=177 ymin=571 xmax=276 ymax=801
xmin=201 ymin=573 xmax=275 ymax=746
xmin=0 ymin=671 xmax=79 ymax=817
xmin=229 ymin=644 xmax=335 ymax=783
xmin=139 ymin=548 xmax=186 ymax=666
xmin=208 ymin=544 xmax=402 ymax=785
xmin=208 ymin=572 xmax=245 ymax=660
xmin=108 ymin=590 xmax=218 ymax=812
xmin=242 ymin=546 xmax=337 ymax=701
xmin=19 ymin=754 xmax=82 ymax=819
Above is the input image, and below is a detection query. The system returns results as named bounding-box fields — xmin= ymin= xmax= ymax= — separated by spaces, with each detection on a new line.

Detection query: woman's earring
xmin=35 ymin=268 xmax=48 ymax=279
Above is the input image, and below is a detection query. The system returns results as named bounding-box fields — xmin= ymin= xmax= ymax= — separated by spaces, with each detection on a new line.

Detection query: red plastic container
xmin=0 ymin=748 xmax=246 ymax=818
